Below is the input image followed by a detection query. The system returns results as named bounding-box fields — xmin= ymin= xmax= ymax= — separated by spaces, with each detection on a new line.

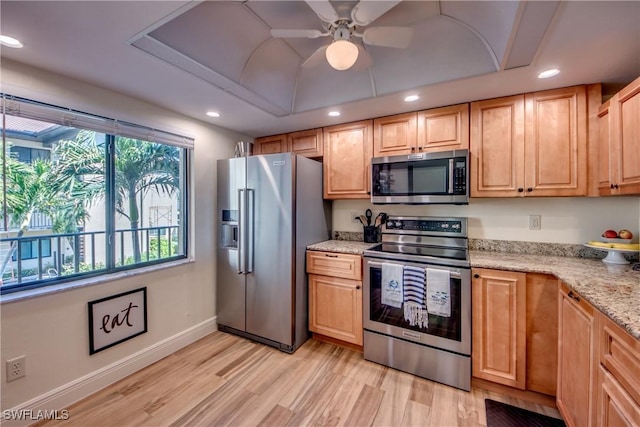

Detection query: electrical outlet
xmin=529 ymin=215 xmax=541 ymax=230
xmin=6 ymin=356 xmax=26 ymax=382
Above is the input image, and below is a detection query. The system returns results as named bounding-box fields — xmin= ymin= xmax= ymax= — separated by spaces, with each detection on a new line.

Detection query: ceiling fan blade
xmin=301 ymin=45 xmax=328 ymax=68
xmin=271 ymin=29 xmax=326 ymax=39
xmin=362 ymin=26 xmax=414 ymax=48
xmin=305 ymin=0 xmax=339 ymax=23
xmin=351 ymin=1 xmax=401 ymax=26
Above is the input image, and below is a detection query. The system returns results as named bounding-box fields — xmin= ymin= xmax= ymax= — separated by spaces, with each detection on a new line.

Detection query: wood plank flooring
xmin=39 ymin=332 xmax=562 ymax=426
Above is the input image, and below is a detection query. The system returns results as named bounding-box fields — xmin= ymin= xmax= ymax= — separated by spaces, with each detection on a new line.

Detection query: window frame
xmin=1 ymin=94 xmax=192 ymax=295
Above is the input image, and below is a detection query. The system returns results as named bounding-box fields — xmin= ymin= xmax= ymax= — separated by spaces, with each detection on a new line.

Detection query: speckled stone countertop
xmin=470 ymin=250 xmax=640 ymax=340
xmin=306 ymin=240 xmax=377 ymax=255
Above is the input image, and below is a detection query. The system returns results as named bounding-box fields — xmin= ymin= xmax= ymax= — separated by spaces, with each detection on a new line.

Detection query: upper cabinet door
xmin=288 ymin=128 xmax=323 ymax=158
xmin=323 ymin=120 xmax=373 ymax=199
xmin=597 ymin=100 xmax=613 ymax=195
xmin=373 ymin=112 xmax=417 ymax=157
xmin=470 ymin=95 xmax=525 ymax=197
xmin=417 ymin=103 xmax=470 ymax=153
xmin=254 ymin=134 xmax=288 ymax=155
xmin=614 ymin=76 xmax=640 ymax=195
xmin=524 ymin=86 xmax=587 ymax=196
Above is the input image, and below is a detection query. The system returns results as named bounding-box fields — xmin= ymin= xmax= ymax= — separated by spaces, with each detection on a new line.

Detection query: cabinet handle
xmin=411 ymin=147 xmax=416 ymax=152
xmin=473 ymin=274 xmax=480 ymax=279
xmin=356 ymin=285 xmax=361 ymax=290
xmin=527 ymin=187 xmax=533 ymax=192
xmin=418 ymin=146 xmax=423 ymax=151
xmin=614 ymin=184 xmax=619 ymax=189
xmin=324 ymin=254 xmax=338 ymax=258
xmin=517 ymin=188 xmax=524 ymax=193
xmin=567 ymin=290 xmax=581 ymax=302
xmin=611 ymin=184 xmax=615 ymax=189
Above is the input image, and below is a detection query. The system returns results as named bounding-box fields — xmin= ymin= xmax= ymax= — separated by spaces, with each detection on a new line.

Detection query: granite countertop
xmin=306 ymin=240 xmax=377 ymax=255
xmin=470 ymin=250 xmax=640 ymax=340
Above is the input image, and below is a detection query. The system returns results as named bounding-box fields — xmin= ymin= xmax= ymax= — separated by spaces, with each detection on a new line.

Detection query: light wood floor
xmin=39 ymin=331 xmax=562 ymax=426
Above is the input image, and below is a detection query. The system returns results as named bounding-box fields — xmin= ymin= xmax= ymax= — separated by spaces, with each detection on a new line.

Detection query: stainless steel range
xmin=363 ymin=216 xmax=471 ymax=391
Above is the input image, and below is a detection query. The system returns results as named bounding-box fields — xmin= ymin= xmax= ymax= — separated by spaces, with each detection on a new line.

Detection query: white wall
xmin=334 ymin=197 xmax=640 ymax=243
xmin=0 ymin=60 xmax=249 ymax=411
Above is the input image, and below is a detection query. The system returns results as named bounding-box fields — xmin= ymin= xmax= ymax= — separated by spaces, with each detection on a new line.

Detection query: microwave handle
xmin=448 ymin=159 xmax=454 ymax=194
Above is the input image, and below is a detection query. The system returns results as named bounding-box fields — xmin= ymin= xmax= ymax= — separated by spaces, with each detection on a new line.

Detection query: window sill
xmin=0 ymin=258 xmax=195 ymax=304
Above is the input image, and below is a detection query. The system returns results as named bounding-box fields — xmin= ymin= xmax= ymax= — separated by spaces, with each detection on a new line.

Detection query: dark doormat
xmin=485 ymin=399 xmax=566 ymax=427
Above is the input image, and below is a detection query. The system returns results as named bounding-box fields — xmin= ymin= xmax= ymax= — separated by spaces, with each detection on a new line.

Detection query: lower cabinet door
xmin=598 ymin=367 xmax=640 ymax=427
xmin=472 ymin=268 xmax=527 ymax=389
xmin=308 ymin=274 xmax=363 ymax=346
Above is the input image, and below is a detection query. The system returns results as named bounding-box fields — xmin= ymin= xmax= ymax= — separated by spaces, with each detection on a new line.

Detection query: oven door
xmin=363 ymin=256 xmax=471 ymax=355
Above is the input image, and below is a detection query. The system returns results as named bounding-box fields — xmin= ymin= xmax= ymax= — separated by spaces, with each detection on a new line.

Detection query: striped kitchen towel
xmin=403 ymin=266 xmax=428 ymax=328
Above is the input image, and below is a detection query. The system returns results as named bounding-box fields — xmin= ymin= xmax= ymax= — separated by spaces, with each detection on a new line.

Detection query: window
xmin=1 ymin=95 xmax=192 ymax=293
xmin=11 ymin=239 xmax=52 ymax=261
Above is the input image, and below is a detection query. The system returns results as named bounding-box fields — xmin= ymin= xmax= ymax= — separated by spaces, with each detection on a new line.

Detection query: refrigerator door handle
xmin=247 ymin=188 xmax=255 ymax=274
xmin=237 ymin=188 xmax=246 ymax=274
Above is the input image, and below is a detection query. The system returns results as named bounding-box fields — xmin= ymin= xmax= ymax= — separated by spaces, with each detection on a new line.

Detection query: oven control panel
xmin=384 ymin=217 xmax=465 ymax=234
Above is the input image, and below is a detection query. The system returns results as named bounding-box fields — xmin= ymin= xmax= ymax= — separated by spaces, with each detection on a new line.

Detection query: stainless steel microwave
xmin=371 ymin=149 xmax=469 ymax=204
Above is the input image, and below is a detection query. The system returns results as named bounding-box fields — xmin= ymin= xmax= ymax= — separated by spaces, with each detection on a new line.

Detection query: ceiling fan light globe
xmin=325 ymin=40 xmax=359 ymax=70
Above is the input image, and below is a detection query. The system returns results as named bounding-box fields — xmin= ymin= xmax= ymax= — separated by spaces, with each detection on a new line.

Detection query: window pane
xmin=1 ymin=114 xmax=107 ymax=286
xmin=113 ymin=137 xmax=185 ymax=267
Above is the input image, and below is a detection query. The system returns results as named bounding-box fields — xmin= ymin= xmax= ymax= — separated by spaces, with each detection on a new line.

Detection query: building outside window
xmin=1 ymin=95 xmax=191 ymax=293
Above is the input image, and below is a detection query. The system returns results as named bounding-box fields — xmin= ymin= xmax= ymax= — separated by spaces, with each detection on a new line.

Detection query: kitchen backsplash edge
xmin=332 ymin=231 xmax=638 ymax=261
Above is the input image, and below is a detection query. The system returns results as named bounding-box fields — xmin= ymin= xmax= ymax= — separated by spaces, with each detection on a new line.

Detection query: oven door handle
xmin=366 ymin=260 xmax=462 ymax=279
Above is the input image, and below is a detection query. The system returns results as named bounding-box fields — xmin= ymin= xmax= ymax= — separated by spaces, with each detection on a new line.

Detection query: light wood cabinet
xmin=373 ymin=112 xmax=417 ymax=157
xmin=254 ymin=133 xmax=287 ymax=155
xmin=597 ymin=75 xmax=640 ymax=196
xmin=372 ymin=104 xmax=469 ymax=157
xmin=323 ymin=120 xmax=373 ymax=199
xmin=525 ymin=273 xmax=558 ymax=396
xmin=598 ymin=367 xmax=640 ymax=427
xmin=306 ymin=251 xmax=363 ymax=346
xmin=473 ymin=270 xmax=558 ymax=395
xmin=597 ymin=312 xmax=640 ymax=427
xmin=288 ymin=128 xmax=323 ymax=158
xmin=472 ymin=268 xmax=527 ymax=389
xmin=471 ymin=86 xmax=587 ymax=197
xmin=557 ymin=282 xmax=598 ymax=427
xmin=470 ymin=95 xmax=525 ymax=197
xmin=417 ymin=103 xmax=469 ymax=153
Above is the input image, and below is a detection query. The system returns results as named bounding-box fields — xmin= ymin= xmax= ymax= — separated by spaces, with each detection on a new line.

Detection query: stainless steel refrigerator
xmin=216 ymin=153 xmax=329 ymax=353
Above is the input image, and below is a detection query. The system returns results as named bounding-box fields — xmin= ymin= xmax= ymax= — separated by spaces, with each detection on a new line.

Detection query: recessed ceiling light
xmin=404 ymin=95 xmax=419 ymax=102
xmin=538 ymin=68 xmax=560 ymax=79
xmin=206 ymin=111 xmax=220 ymax=118
xmin=0 ymin=35 xmax=24 ymax=48
xmin=328 ymin=111 xmax=341 ymax=117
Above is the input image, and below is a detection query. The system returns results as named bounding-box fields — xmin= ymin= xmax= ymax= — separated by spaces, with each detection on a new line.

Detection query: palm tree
xmin=55 ymin=134 xmax=180 ymax=263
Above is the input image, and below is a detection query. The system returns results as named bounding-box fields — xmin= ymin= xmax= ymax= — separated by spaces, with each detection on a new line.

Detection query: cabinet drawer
xmin=306 ymin=251 xmax=362 ymax=280
xmin=600 ymin=314 xmax=640 ymax=405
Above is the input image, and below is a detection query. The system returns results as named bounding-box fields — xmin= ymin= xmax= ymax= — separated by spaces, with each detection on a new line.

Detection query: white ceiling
xmin=1 ymin=1 xmax=639 ymax=138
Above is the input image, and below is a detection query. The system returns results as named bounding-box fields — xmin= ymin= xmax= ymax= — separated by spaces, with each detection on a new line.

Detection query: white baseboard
xmin=1 ymin=317 xmax=217 ymax=427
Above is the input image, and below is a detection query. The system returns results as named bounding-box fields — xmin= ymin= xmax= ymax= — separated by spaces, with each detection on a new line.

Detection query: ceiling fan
xmin=270 ymin=0 xmax=414 ymax=71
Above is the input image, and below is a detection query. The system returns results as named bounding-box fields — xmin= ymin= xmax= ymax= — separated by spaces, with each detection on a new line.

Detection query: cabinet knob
xmin=356 ymin=285 xmax=361 ymax=290
xmin=418 ymin=146 xmax=423 ymax=151
xmin=611 ymin=184 xmax=615 ymax=189
xmin=473 ymin=274 xmax=480 ymax=279
xmin=411 ymin=147 xmax=416 ymax=152
xmin=614 ymin=184 xmax=619 ymax=189
xmin=517 ymin=188 xmax=524 ymax=193
xmin=527 ymin=187 xmax=533 ymax=192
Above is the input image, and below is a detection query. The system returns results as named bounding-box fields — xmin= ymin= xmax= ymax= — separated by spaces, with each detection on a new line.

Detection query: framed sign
xmin=88 ymin=287 xmax=147 ymax=355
